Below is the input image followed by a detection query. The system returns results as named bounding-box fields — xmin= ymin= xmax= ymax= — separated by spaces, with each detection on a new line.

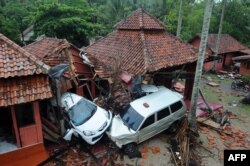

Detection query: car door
xmin=154 ymin=107 xmax=172 ymax=134
xmin=138 ymin=114 xmax=156 ymax=143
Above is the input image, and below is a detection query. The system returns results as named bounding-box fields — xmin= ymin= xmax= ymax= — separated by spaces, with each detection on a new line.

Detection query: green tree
xmin=33 ymin=3 xmax=100 ymax=47
xmin=0 ymin=10 xmax=21 ymax=43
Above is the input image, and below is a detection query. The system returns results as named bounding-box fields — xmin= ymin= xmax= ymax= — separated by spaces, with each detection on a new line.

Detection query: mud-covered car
xmin=52 ymin=92 xmax=112 ymax=145
xmin=106 ymin=86 xmax=186 ymax=154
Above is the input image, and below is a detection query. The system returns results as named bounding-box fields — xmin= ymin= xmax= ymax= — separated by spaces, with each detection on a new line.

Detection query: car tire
xmin=123 ymin=143 xmax=141 ymax=158
xmin=166 ymin=121 xmax=179 ymax=134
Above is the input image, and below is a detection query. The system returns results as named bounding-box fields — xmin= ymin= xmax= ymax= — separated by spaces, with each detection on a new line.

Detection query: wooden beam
xmin=33 ymin=101 xmax=43 ymax=143
xmin=10 ymin=106 xmax=21 ymax=148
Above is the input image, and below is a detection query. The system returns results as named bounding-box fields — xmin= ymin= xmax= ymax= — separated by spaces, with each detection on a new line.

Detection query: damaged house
xmin=189 ymin=34 xmax=250 ymax=72
xmin=24 ymin=37 xmax=97 ymax=142
xmin=0 ymin=34 xmax=52 ymax=165
xmin=24 ymin=37 xmax=96 ymax=100
xmin=84 ymin=8 xmax=198 ymax=108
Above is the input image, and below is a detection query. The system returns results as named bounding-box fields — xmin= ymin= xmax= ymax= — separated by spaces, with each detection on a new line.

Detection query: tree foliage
xmin=33 ymin=2 xmax=100 ymax=47
xmin=0 ymin=0 xmax=249 ymax=47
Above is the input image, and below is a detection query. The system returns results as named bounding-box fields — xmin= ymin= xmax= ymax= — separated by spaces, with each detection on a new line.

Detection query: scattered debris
xmin=207 ymin=82 xmax=219 ymax=87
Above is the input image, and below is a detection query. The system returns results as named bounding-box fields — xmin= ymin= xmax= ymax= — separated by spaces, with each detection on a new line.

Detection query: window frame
xmin=157 ymin=107 xmax=171 ymax=121
xmin=170 ymin=101 xmax=183 ymax=113
xmin=139 ymin=114 xmax=155 ymax=130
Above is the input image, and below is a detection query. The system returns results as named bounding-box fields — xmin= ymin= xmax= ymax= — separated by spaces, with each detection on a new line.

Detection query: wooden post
xmin=10 ymin=106 xmax=21 ymax=148
xmin=91 ymin=80 xmax=96 ymax=99
xmin=56 ymin=79 xmax=65 ymax=136
xmin=33 ymin=101 xmax=43 ymax=143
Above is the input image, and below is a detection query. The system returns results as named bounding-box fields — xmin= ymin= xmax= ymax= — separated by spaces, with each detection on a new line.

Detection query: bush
xmin=241 ymin=75 xmax=250 ymax=84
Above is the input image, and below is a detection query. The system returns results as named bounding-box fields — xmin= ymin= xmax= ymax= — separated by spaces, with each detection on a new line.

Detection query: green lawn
xmin=200 ymin=73 xmax=250 ymax=115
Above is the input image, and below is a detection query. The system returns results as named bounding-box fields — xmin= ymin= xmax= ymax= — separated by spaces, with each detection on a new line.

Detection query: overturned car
xmin=51 ymin=92 xmax=112 ymax=145
xmin=106 ymin=86 xmax=186 ymax=154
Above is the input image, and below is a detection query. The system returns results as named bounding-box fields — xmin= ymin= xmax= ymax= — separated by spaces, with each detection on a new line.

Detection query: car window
xmin=120 ymin=105 xmax=144 ymax=131
xmin=68 ymin=99 xmax=97 ymax=126
xmin=157 ymin=107 xmax=170 ymax=121
xmin=170 ymin=101 xmax=183 ymax=113
xmin=140 ymin=114 xmax=155 ymax=130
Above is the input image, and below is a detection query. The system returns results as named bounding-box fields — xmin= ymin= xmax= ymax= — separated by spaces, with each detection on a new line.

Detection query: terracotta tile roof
xmin=239 ymin=48 xmax=250 ymax=55
xmin=0 ymin=75 xmax=52 ymax=107
xmin=116 ymin=8 xmax=165 ymax=30
xmin=232 ymin=55 xmax=250 ymax=61
xmin=84 ymin=9 xmax=198 ymax=77
xmin=24 ymin=38 xmax=94 ymax=78
xmin=24 ymin=37 xmax=70 ymax=64
xmin=0 ymin=34 xmax=50 ymax=78
xmin=0 ymin=34 xmax=52 ymax=107
xmin=191 ymin=34 xmax=248 ymax=54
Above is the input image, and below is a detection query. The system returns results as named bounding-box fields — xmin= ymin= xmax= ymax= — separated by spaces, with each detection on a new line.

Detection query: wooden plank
xmin=34 ymin=101 xmax=43 ymax=143
xmin=197 ymin=117 xmax=221 ymax=129
xmin=11 ymin=106 xmax=21 ymax=148
xmin=41 ymin=117 xmax=60 ymax=134
xmin=207 ymin=82 xmax=219 ymax=87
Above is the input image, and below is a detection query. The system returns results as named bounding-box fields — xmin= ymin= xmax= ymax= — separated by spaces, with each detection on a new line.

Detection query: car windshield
xmin=68 ymin=99 xmax=97 ymax=126
xmin=120 ymin=105 xmax=144 ymax=131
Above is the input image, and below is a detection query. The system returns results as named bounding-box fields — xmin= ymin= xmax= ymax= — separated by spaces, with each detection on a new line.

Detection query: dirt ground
xmin=47 ymin=73 xmax=250 ymax=166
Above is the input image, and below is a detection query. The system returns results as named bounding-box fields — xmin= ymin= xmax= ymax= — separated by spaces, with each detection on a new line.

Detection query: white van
xmin=106 ymin=86 xmax=186 ymax=153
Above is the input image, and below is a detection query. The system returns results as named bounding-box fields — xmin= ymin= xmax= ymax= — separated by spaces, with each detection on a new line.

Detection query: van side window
xmin=140 ymin=115 xmax=154 ymax=130
xmin=157 ymin=107 xmax=170 ymax=120
xmin=170 ymin=101 xmax=183 ymax=113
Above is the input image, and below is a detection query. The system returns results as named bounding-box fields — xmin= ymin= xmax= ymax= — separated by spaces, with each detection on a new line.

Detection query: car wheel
xmin=123 ymin=143 xmax=141 ymax=158
xmin=166 ymin=121 xmax=179 ymax=134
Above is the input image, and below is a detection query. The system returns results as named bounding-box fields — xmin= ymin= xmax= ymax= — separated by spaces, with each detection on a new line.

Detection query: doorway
xmin=0 ymin=107 xmax=17 ymax=154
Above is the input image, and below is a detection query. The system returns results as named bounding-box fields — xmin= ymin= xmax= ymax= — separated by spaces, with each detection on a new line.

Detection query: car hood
xmin=75 ymin=107 xmax=107 ymax=132
xmin=107 ymin=115 xmax=134 ymax=138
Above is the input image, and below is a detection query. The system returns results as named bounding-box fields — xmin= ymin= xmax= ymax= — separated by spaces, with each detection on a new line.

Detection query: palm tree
xmin=176 ymin=0 xmax=183 ymax=38
xmin=212 ymin=0 xmax=227 ymax=72
xmin=189 ymin=0 xmax=214 ymax=131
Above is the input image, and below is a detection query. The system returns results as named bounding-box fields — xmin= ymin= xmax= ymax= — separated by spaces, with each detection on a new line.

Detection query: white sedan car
xmin=54 ymin=92 xmax=112 ymax=145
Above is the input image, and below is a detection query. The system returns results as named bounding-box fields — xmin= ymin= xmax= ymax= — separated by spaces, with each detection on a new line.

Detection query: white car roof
xmin=60 ymin=92 xmax=83 ymax=110
xmin=130 ymin=86 xmax=183 ymax=118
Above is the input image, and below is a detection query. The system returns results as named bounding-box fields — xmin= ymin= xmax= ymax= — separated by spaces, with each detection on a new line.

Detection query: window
xmin=140 ymin=115 xmax=154 ymax=130
xmin=120 ymin=105 xmax=144 ymax=131
xmin=157 ymin=107 xmax=170 ymax=121
xmin=170 ymin=101 xmax=183 ymax=113
xmin=68 ymin=99 xmax=97 ymax=126
xmin=15 ymin=103 xmax=35 ymax=127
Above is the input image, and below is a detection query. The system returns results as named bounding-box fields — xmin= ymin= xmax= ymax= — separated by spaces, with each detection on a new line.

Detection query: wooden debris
xmin=207 ymin=82 xmax=219 ymax=87
xmin=197 ymin=117 xmax=221 ymax=129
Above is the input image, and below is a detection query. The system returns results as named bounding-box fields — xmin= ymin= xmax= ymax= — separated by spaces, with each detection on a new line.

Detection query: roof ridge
xmin=0 ymin=33 xmax=50 ymax=73
xmin=140 ymin=31 xmax=151 ymax=73
xmin=116 ymin=7 xmax=165 ymax=30
xmin=140 ymin=8 xmax=166 ymax=29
